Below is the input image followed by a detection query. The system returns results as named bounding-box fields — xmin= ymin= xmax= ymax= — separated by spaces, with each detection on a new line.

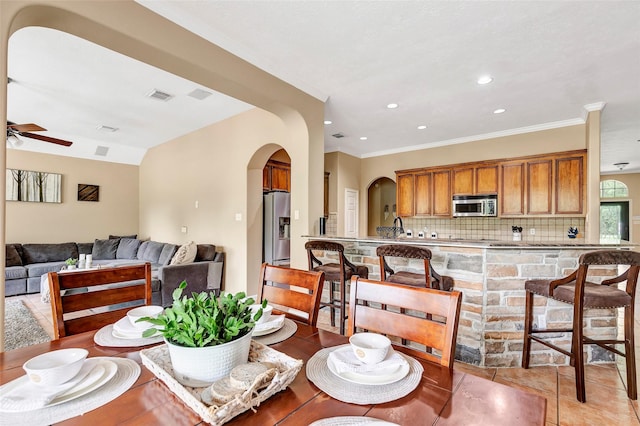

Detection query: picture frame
xmin=77 ymin=184 xmax=99 ymax=202
xmin=6 ymin=168 xmax=62 ymax=203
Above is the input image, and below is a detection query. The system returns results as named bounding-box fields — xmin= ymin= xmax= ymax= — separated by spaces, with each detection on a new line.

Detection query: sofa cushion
xmin=137 ymin=241 xmax=166 ymax=263
xmin=25 ymin=262 xmax=67 ymax=278
xmin=92 ymin=238 xmax=119 ymax=260
xmin=170 ymin=241 xmax=197 ymax=265
xmin=109 ymin=234 xmax=137 ymax=240
xmin=159 ymin=244 xmax=178 ymax=266
xmin=5 ymin=265 xmax=27 ymax=280
xmin=117 ymin=238 xmax=142 ymax=259
xmin=22 ymin=243 xmax=78 ymax=264
xmin=77 ymin=242 xmax=93 ymax=254
xmin=6 ymin=244 xmax=23 ymax=267
xmin=196 ymin=244 xmax=217 ymax=262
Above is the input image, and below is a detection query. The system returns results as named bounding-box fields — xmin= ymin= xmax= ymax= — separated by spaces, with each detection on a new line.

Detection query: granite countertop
xmin=304 ymin=235 xmax=637 ymax=249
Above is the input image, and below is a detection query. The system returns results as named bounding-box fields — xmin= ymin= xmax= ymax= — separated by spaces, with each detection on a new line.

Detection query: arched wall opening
xmin=367 ymin=177 xmax=396 ymax=236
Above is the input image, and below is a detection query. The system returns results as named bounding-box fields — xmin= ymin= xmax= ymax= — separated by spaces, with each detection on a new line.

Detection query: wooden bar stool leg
xmin=625 ymin=304 xmax=638 ymax=399
xmin=522 ymin=290 xmax=534 ymax=369
xmin=339 ymin=276 xmax=346 ymax=335
xmin=573 ymin=303 xmax=586 ymax=403
xmin=329 ymin=280 xmax=336 ymax=327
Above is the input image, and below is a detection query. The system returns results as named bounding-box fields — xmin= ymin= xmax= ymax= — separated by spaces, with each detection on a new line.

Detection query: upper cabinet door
xmin=555 ymin=154 xmax=584 ymax=214
xmin=414 ymin=172 xmax=432 ymax=216
xmin=452 ymin=168 xmax=474 ymax=195
xmin=475 ymin=165 xmax=498 ymax=194
xmin=500 ymin=162 xmax=525 ymax=216
xmin=432 ymin=170 xmax=452 ymax=217
xmin=396 ymin=173 xmax=415 ymax=217
xmin=526 ymin=159 xmax=553 ymax=215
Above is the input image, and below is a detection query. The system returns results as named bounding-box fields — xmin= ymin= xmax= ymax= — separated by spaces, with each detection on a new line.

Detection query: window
xmin=600 ymin=180 xmax=628 ymax=198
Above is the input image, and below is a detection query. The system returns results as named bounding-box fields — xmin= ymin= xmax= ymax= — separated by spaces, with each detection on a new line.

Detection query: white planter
xmin=165 ymin=330 xmax=253 ymax=387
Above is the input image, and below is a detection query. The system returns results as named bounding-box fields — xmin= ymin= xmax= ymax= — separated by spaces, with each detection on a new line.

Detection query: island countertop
xmin=304 ymin=235 xmax=636 ymax=250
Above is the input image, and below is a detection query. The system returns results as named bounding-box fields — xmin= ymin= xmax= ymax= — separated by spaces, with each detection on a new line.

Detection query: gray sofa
xmin=5 ymin=238 xmax=224 ymax=306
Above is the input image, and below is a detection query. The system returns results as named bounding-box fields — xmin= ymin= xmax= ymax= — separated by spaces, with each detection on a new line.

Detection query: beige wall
xmin=600 ymin=173 xmax=640 ymax=244
xmin=6 ymin=150 xmax=138 ymax=243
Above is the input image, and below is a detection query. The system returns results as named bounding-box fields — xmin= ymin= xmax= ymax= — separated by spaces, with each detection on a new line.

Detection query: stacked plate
xmin=326 ymin=346 xmax=410 ymax=385
xmin=253 ymin=314 xmax=286 ymax=337
xmin=112 ymin=317 xmax=157 ymax=340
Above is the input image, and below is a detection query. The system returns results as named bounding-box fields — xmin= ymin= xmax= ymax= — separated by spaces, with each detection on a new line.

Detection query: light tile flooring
xmin=6 ymin=293 xmax=640 ymax=425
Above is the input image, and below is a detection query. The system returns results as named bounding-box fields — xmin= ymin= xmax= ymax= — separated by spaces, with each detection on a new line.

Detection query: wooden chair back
xmin=258 ymin=263 xmax=325 ymax=326
xmin=49 ymin=263 xmax=153 ymax=339
xmin=347 ymin=276 xmax=462 ymax=368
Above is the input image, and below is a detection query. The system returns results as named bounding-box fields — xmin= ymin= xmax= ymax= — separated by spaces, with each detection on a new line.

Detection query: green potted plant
xmin=64 ymin=257 xmax=78 ymax=270
xmin=138 ymin=281 xmax=266 ymax=386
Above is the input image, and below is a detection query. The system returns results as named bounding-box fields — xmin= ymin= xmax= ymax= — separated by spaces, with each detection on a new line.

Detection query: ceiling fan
xmin=6 ymin=121 xmax=73 ymax=147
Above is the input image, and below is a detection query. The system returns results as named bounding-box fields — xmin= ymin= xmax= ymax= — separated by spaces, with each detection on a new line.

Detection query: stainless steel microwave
xmin=452 ymin=194 xmax=497 ymax=217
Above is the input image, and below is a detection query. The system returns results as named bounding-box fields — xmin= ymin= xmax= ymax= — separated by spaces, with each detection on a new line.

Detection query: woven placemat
xmin=306 ymin=345 xmax=423 ymax=405
xmin=252 ymin=319 xmax=297 ymax=345
xmin=94 ymin=324 xmax=164 ymax=347
xmin=0 ymin=357 xmax=140 ymax=426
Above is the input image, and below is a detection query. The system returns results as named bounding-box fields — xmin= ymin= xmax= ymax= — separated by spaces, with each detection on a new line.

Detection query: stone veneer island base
xmin=305 ymin=236 xmax=636 ymax=367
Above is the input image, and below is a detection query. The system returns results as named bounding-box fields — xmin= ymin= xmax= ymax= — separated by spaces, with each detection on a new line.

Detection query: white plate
xmin=326 ymin=347 xmax=410 ymax=386
xmin=0 ymin=359 xmax=117 ymax=412
xmin=310 ymin=417 xmax=399 ymax=426
xmin=252 ymin=316 xmax=285 ymax=337
xmin=113 ymin=317 xmax=156 ymax=338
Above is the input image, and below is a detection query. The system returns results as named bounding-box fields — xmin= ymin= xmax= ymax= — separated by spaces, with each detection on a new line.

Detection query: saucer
xmin=253 ymin=315 xmax=285 ymax=337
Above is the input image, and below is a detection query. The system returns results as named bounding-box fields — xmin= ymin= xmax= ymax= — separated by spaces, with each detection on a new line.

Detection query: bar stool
xmin=305 ymin=241 xmax=369 ymax=335
xmin=522 ymin=250 xmax=640 ymax=402
xmin=377 ymin=244 xmax=453 ymax=291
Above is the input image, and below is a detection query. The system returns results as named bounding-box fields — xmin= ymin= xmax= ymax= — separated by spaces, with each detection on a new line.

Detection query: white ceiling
xmin=7 ymin=1 xmax=640 ymax=173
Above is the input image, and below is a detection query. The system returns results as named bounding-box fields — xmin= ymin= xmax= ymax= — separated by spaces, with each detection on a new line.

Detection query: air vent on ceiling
xmin=332 ymin=133 xmax=345 ymax=138
xmin=95 ymin=146 xmax=109 ymax=156
xmin=97 ymin=125 xmax=118 ymax=132
xmin=146 ymin=89 xmax=174 ymax=102
xmin=188 ymin=88 xmax=213 ymax=100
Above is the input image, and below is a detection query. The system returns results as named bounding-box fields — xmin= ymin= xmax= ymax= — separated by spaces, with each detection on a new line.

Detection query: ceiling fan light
xmin=7 ymin=134 xmax=22 ymax=147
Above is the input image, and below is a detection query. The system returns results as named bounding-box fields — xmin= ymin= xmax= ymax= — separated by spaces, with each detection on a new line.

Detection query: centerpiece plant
xmin=139 ymin=281 xmax=266 ymax=348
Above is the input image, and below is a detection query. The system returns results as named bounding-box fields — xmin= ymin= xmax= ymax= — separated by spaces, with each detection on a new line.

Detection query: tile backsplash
xmin=402 ymin=217 xmax=585 ymax=241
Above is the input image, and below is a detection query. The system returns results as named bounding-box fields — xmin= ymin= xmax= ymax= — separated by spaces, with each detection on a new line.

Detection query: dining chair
xmin=305 ymin=241 xmax=369 ymax=335
xmin=347 ymin=276 xmax=462 ymax=369
xmin=522 ymin=250 xmax=640 ymax=402
xmin=377 ymin=244 xmax=454 ymax=291
xmin=48 ymin=262 xmax=153 ymax=339
xmin=257 ymin=263 xmax=325 ymax=326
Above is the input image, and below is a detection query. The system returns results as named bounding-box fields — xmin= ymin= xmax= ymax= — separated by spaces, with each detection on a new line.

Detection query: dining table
xmin=0 ymin=322 xmax=546 ymax=425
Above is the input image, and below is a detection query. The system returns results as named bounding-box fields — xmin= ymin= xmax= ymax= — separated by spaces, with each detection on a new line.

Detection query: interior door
xmin=345 ymin=188 xmax=359 ymax=238
xmin=600 ymin=201 xmax=630 ymax=242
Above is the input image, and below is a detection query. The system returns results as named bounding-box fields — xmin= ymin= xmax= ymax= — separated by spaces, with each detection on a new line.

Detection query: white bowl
xmin=250 ymin=303 xmax=273 ymax=324
xmin=23 ymin=348 xmax=89 ymax=386
xmin=127 ymin=305 xmax=164 ymax=330
xmin=349 ymin=332 xmax=391 ymax=365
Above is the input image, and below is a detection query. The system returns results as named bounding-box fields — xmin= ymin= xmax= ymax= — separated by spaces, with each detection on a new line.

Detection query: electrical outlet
xmin=529 ymin=228 xmax=536 ymax=235
xmin=537 ymin=314 xmax=546 ymax=329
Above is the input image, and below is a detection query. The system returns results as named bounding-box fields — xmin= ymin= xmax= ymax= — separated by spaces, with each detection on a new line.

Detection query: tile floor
xmin=6 ymin=293 xmax=640 ymax=425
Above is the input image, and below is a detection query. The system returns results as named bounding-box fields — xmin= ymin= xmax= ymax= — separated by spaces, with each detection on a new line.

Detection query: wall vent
xmin=332 ymin=133 xmax=345 ymax=138
xmin=188 ymin=88 xmax=213 ymax=100
xmin=146 ymin=89 xmax=174 ymax=101
xmin=97 ymin=125 xmax=118 ymax=132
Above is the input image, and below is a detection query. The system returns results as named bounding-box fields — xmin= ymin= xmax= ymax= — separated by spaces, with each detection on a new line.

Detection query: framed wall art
xmin=77 ymin=184 xmax=99 ymax=202
xmin=6 ymin=168 xmax=62 ymax=203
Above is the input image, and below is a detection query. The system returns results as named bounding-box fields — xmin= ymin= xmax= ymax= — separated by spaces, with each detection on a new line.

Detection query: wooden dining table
xmin=0 ymin=323 xmax=546 ymax=425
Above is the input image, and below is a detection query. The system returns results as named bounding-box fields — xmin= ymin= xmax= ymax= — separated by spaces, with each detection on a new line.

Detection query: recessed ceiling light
xmin=386 ymin=103 xmax=399 ymax=109
xmin=477 ymin=75 xmax=493 ymax=85
xmin=493 ymin=108 xmax=506 ymax=114
xmin=360 ymin=136 xmax=368 ymax=141
xmin=324 ymin=120 xmax=332 ymax=125
xmin=417 ymin=125 xmax=427 ymax=130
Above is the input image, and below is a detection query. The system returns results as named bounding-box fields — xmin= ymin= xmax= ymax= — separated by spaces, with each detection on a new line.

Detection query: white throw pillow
xmin=170 ymin=241 xmax=197 ymax=265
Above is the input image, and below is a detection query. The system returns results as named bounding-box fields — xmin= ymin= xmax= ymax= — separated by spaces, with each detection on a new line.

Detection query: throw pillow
xmin=92 ymin=238 xmax=119 ymax=260
xmin=109 ymin=234 xmax=137 ymax=240
xmin=170 ymin=241 xmax=197 ymax=265
xmin=116 ymin=238 xmax=141 ymax=260
xmin=5 ymin=244 xmax=23 ymax=267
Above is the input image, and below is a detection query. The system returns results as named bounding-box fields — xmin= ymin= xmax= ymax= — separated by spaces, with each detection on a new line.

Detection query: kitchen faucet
xmin=393 ymin=216 xmax=404 ymax=234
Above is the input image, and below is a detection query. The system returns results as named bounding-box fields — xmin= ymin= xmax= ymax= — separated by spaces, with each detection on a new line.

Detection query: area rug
xmin=3 ymin=299 xmax=51 ymax=351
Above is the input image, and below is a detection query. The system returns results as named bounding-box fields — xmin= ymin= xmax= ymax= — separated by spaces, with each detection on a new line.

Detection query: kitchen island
xmin=305 ymin=235 xmax=636 ymax=367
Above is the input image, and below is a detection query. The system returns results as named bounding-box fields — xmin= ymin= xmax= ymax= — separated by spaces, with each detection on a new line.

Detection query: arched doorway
xmin=367 ymin=177 xmax=396 ymax=236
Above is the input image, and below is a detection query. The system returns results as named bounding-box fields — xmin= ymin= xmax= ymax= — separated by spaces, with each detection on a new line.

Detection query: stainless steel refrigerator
xmin=263 ymin=191 xmax=291 ymax=265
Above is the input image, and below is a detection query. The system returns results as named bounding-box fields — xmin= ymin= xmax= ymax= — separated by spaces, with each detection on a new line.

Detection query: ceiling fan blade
xmin=20 ymin=132 xmax=73 ymax=147
xmin=7 ymin=122 xmax=46 ymax=132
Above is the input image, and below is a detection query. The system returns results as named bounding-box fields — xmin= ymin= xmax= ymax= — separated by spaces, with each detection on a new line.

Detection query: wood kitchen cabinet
xmin=414 ymin=172 xmax=432 ymax=216
xmin=432 ymin=169 xmax=452 ymax=216
xmin=555 ymin=154 xmax=584 ymax=214
xmin=453 ymin=164 xmax=498 ymax=195
xmin=526 ymin=159 xmax=553 ymax=215
xmin=263 ymin=160 xmax=290 ymax=192
xmin=500 ymin=162 xmax=525 ymax=216
xmin=396 ymin=172 xmax=415 ymax=217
